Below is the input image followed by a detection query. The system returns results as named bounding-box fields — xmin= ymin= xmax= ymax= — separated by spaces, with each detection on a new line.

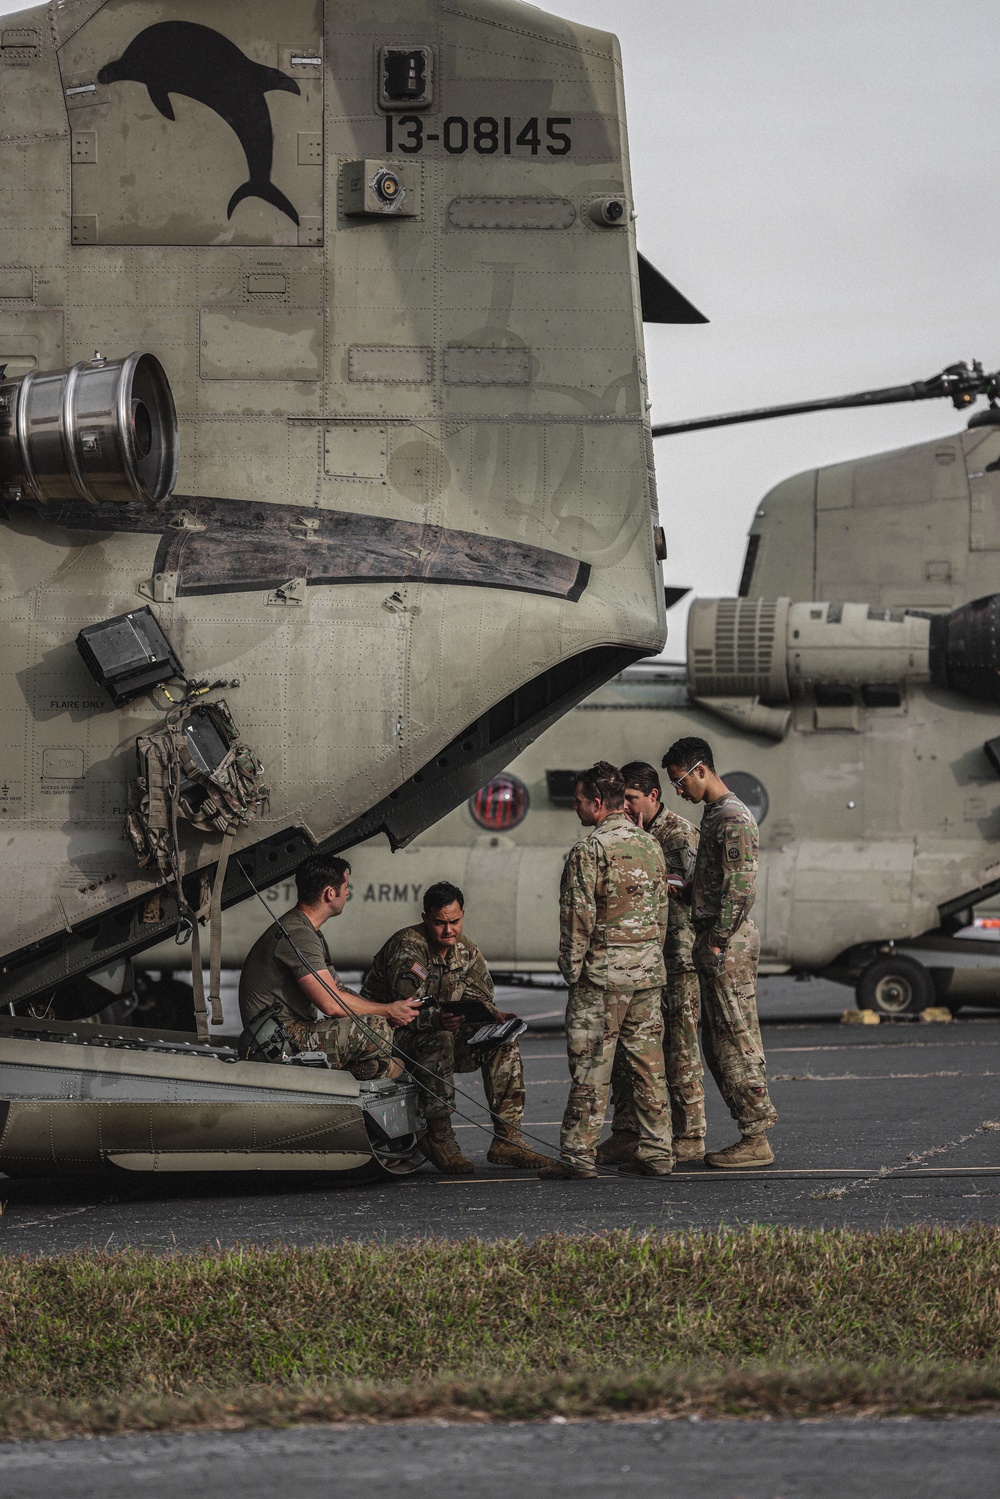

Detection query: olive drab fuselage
xmin=186 ymin=420 xmax=1000 ymax=1009
xmin=0 ymin=0 xmax=666 ymax=1013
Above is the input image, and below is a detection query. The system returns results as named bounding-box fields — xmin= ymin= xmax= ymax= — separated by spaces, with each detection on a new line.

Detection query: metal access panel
xmin=59 ymin=0 xmax=323 ymax=246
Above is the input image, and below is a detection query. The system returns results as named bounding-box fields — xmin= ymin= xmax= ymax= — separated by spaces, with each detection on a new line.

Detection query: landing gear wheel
xmin=856 ymin=956 xmax=934 ymax=1017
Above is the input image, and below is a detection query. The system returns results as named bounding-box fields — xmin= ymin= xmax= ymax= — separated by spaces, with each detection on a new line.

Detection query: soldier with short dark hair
xmin=540 ymin=760 xmax=673 ymax=1179
xmin=598 ymin=760 xmax=706 ymax=1165
xmin=238 ymin=854 xmax=420 ymax=1077
xmin=362 ymin=882 xmax=547 ymax=1175
xmin=662 ymin=736 xmax=778 ymax=1168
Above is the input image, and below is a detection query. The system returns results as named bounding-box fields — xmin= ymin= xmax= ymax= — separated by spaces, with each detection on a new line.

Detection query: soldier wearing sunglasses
xmin=662 ymin=736 xmax=778 ymax=1168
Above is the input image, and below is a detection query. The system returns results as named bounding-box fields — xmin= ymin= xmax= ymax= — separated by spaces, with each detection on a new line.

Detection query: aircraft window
xmin=545 ymin=769 xmax=579 ymax=807
xmin=469 ymin=773 xmax=530 ymax=831
xmin=861 ymin=682 xmax=902 ymax=708
xmin=737 ymin=534 xmax=760 ymax=597
xmin=721 ymin=772 xmax=769 ymax=825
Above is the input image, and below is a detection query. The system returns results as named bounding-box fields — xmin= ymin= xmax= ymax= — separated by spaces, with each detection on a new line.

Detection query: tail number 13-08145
xmin=386 ymin=115 xmax=572 ymax=156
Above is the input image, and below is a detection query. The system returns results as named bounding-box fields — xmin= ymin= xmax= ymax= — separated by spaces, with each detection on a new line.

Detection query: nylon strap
xmin=207 ymin=829 xmax=235 ymax=1027
xmin=189 ymin=916 xmax=209 ymax=1043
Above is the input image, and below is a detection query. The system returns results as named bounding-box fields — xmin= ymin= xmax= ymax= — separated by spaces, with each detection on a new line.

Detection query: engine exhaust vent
xmin=0 ymin=350 xmax=177 ymax=505
xmin=687 ymin=596 xmax=790 ymax=701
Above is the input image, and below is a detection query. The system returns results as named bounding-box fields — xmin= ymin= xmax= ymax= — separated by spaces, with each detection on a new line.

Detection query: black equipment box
xmin=181 ymin=705 xmax=232 ymax=777
xmin=439 ymin=998 xmax=497 ymax=1025
xmin=77 ymin=607 xmax=182 ymax=705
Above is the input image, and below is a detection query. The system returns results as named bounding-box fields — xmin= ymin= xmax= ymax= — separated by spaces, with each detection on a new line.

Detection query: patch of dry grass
xmin=0 ymin=1228 xmax=996 ymax=1438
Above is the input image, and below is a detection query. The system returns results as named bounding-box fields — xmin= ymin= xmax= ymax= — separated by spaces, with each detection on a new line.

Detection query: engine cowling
xmin=688 ymin=593 xmax=1000 ymax=706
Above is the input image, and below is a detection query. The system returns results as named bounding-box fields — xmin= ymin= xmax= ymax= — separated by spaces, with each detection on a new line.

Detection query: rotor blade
xmin=651 ymin=362 xmax=999 ymax=437
xmin=637 ymin=253 xmax=708 ymax=325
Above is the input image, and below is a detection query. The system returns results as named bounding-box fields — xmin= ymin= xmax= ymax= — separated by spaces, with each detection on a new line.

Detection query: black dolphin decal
xmin=98 ymin=21 xmax=302 ymax=225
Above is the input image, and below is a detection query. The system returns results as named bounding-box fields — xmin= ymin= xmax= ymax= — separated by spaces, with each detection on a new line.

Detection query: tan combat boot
xmin=537 ymin=1158 xmax=598 ymax=1180
xmin=673 ymin=1137 xmax=706 ymax=1163
xmin=595 ymin=1132 xmax=639 ymax=1166
xmin=618 ymin=1158 xmax=673 ymax=1177
xmin=353 ymin=1056 xmax=405 ymax=1082
xmin=705 ymin=1135 xmax=774 ymax=1169
xmin=487 ymin=1122 xmax=550 ymax=1170
xmin=418 ymin=1117 xmax=476 ymax=1174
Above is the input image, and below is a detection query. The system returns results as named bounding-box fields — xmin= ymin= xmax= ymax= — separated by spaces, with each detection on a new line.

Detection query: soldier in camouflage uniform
xmin=599 ymin=762 xmax=706 ymax=1165
xmin=663 ymin=736 xmax=778 ymax=1168
xmin=540 ymin=761 xmax=674 ymax=1179
xmin=362 ymin=882 xmax=548 ymax=1175
xmin=238 ymin=855 xmax=420 ymax=1077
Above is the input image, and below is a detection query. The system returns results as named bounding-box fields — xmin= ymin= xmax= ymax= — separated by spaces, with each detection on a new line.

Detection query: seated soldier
xmin=362 ymin=882 xmax=548 ymax=1174
xmin=239 ymin=854 xmax=420 ymax=1077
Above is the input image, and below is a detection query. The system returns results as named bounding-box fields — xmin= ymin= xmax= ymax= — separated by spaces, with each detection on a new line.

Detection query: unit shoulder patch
xmin=723 ymin=825 xmax=753 ymax=863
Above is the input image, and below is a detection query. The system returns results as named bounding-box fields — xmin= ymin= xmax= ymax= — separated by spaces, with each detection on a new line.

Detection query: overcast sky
xmin=3 ymin=0 xmax=995 ymax=651
xmin=555 ymin=0 xmax=1000 ymax=647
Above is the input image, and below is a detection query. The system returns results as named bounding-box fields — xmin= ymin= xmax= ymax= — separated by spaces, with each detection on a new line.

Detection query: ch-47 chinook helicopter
xmin=0 ymin=0 xmax=702 ymax=1176
xmin=189 ymin=360 xmax=1000 ymax=1022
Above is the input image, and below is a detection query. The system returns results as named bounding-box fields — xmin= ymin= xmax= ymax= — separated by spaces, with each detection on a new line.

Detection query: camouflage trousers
xmin=560 ymin=982 xmax=672 ymax=1170
xmin=609 ymin=969 xmax=707 ymax=1142
xmin=285 ymin=1014 xmax=395 ymax=1079
xmin=693 ymin=921 xmax=777 ymax=1138
xmin=392 ymin=1020 xmax=525 ymax=1127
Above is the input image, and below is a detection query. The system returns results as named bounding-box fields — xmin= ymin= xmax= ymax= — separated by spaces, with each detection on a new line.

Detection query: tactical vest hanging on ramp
xmin=125 ymin=700 xmax=268 ymax=1039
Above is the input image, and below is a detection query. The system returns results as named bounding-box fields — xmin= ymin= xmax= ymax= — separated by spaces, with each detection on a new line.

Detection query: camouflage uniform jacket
xmin=559 ymin=811 xmax=668 ymax=989
xmin=645 ymin=804 xmax=699 ymax=966
xmin=361 ymin=923 xmax=500 ymax=1033
xmin=691 ymin=793 xmax=758 ymax=947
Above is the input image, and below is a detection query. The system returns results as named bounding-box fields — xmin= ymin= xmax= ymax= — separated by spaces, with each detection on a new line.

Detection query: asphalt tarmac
xmin=2 ymin=983 xmax=998 ymax=1492
xmin=3 ymin=1418 xmax=1000 ymax=1499
xmin=1 ymin=980 xmax=998 ymax=1253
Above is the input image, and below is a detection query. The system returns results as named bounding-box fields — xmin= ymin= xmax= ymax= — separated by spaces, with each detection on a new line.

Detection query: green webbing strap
xmin=207 ymin=829 xmax=235 ymax=1027
xmin=189 ymin=910 xmax=210 ymax=1043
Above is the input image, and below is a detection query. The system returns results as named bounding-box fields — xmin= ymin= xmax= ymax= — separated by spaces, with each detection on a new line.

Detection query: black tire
xmin=856 ymin=956 xmax=935 ymax=1017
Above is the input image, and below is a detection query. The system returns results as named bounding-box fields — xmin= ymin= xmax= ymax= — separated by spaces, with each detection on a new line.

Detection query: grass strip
xmin=0 ymin=1227 xmax=997 ymax=1438
xmin=4 ymin=1367 xmax=1000 ymax=1442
